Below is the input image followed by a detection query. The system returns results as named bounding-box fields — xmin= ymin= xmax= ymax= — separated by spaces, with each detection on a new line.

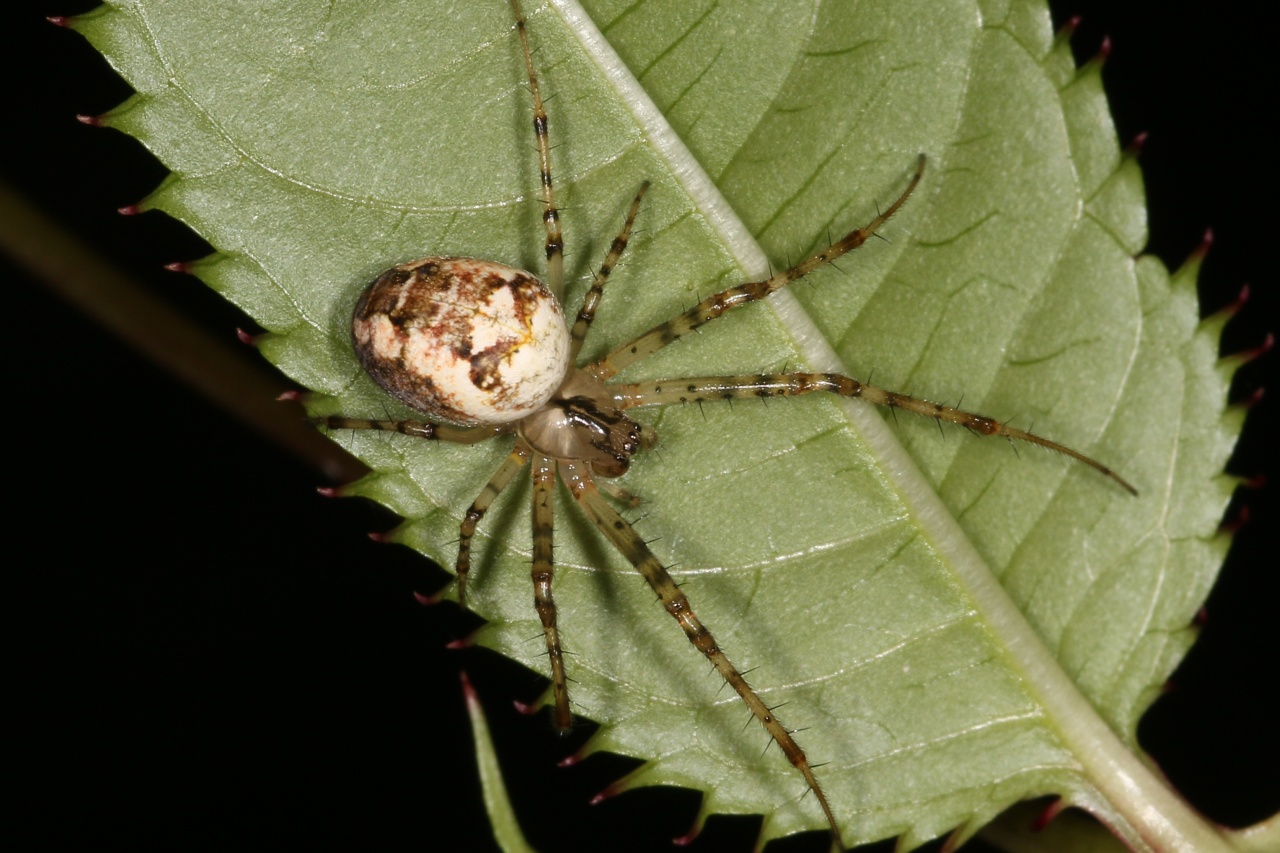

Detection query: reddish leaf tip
xmin=589 ymin=785 xmax=618 ymax=806
xmin=1223 ymin=283 xmax=1251 ymax=317
xmin=1232 ymin=333 xmax=1274 ymax=369
xmin=512 ymin=699 xmax=539 ymax=717
xmin=672 ymin=824 xmax=701 ymax=847
xmin=316 ymin=486 xmax=340 ymax=498
xmin=1032 ymin=798 xmax=1065 ymax=832
xmin=117 ymin=204 xmax=142 ymax=216
xmin=276 ymin=389 xmax=303 ymax=402
xmin=1192 ymin=228 xmax=1215 ymax=260
xmin=1254 ymin=332 xmax=1275 ymax=360
xmin=446 ymin=637 xmax=470 ymax=651
xmin=47 ymin=15 xmax=72 ymax=27
xmin=75 ymin=113 xmax=101 ymax=126
xmin=412 ymin=590 xmax=439 ymax=606
xmin=459 ymin=669 xmax=477 ymax=702
xmin=1220 ymin=504 xmax=1251 ymax=535
xmin=367 ymin=531 xmax=388 ymax=543
xmin=164 ymin=261 xmax=190 ymax=273
xmin=1096 ymin=35 xmax=1112 ymax=63
xmin=1126 ymin=131 xmax=1148 ymax=155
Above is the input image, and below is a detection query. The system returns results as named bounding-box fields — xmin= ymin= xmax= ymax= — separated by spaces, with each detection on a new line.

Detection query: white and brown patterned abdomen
xmin=352 ymin=257 xmax=570 ymax=425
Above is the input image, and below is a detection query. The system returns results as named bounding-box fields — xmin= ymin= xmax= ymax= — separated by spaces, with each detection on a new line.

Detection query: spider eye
xmin=352 ymin=256 xmax=570 ymax=425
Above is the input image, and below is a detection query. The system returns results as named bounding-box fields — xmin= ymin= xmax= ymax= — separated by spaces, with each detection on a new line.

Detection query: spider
xmin=314 ymin=1 xmax=1136 ymax=848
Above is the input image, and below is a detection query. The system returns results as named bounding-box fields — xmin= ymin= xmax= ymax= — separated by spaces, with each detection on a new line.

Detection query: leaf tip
xmin=1082 ymin=34 xmax=1112 ymax=70
xmin=459 ymin=668 xmax=478 ymax=705
xmin=672 ymin=824 xmax=701 ymax=847
xmin=1192 ymin=227 xmax=1215 ymax=261
xmin=411 ymin=588 xmax=440 ymax=606
xmin=589 ymin=784 xmax=619 ymax=806
xmin=1243 ymin=332 xmax=1274 ymax=366
xmin=1125 ymin=130 xmax=1149 ymax=157
xmin=1219 ymin=332 xmax=1274 ymax=380
xmin=1031 ymin=797 xmax=1066 ymax=832
xmin=1218 ymin=282 xmax=1252 ymax=320
xmin=1219 ymin=502 xmax=1251 ymax=536
xmin=1096 ymin=35 xmax=1113 ymax=65
xmin=1171 ymin=231 xmax=1211 ymax=289
xmin=1051 ymin=17 xmax=1077 ymax=57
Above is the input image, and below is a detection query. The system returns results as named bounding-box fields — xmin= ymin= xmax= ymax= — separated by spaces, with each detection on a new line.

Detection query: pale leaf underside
xmin=79 ymin=0 xmax=1242 ymax=849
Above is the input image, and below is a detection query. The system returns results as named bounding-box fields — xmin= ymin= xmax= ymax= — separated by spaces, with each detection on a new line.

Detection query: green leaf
xmin=77 ymin=0 xmax=1245 ymax=849
xmin=462 ymin=671 xmax=537 ymax=853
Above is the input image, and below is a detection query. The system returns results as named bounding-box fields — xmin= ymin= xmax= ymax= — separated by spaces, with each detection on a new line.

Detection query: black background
xmin=7 ymin=2 xmax=1275 ymax=851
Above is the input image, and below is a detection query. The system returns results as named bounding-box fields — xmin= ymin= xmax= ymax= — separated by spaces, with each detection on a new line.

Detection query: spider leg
xmin=531 ymin=453 xmax=573 ymax=732
xmin=559 ymin=460 xmax=845 ymax=851
xmin=569 ymin=182 xmax=650 ymax=363
xmin=596 ymin=478 xmax=641 ymax=508
xmin=313 ymin=416 xmax=529 ymax=600
xmin=456 ymin=442 xmax=533 ymax=607
xmin=612 ymin=373 xmax=1137 ymax=495
xmin=510 ymin=0 xmax=564 ymax=298
xmin=313 ymin=415 xmax=508 ymax=444
xmin=591 ymin=155 xmax=926 ymax=379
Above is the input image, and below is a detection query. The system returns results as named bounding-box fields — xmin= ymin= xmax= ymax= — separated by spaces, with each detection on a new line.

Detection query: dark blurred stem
xmin=0 ymin=178 xmax=368 ymax=484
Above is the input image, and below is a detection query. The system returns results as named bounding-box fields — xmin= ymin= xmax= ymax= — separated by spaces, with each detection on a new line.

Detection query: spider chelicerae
xmin=314 ymin=1 xmax=1135 ymax=848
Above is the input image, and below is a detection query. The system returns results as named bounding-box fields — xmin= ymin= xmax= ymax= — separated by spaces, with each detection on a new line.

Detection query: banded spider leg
xmin=588 ymin=154 xmax=1135 ymax=497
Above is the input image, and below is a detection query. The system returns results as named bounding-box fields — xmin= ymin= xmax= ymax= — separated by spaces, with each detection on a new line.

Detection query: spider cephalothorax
xmin=316 ymin=2 xmax=1134 ymax=849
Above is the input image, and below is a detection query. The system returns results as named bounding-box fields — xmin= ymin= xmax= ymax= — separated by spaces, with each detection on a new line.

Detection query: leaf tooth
xmin=1125 ymin=130 xmax=1149 ymax=157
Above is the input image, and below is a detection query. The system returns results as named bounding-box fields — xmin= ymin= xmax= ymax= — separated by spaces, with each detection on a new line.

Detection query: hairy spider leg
xmin=559 ymin=459 xmax=846 ymax=852
xmin=530 ymin=450 xmax=575 ymax=731
xmin=457 ymin=443 xmax=534 ymax=606
xmin=613 ymin=374 xmax=1138 ymax=495
xmin=315 ymin=421 xmax=574 ymax=733
xmin=511 ymin=0 xmax=564 ymax=297
xmin=569 ymin=182 xmax=650 ymax=362
xmin=586 ymin=153 xmax=1132 ymax=494
xmin=590 ymin=154 xmax=926 ymax=380
xmin=313 ymin=418 xmax=526 ymax=601
xmin=315 ymin=417 xmax=506 ymax=444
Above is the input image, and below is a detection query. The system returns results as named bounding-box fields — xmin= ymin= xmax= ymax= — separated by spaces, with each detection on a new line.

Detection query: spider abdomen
xmin=352 ymin=257 xmax=570 ymax=425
